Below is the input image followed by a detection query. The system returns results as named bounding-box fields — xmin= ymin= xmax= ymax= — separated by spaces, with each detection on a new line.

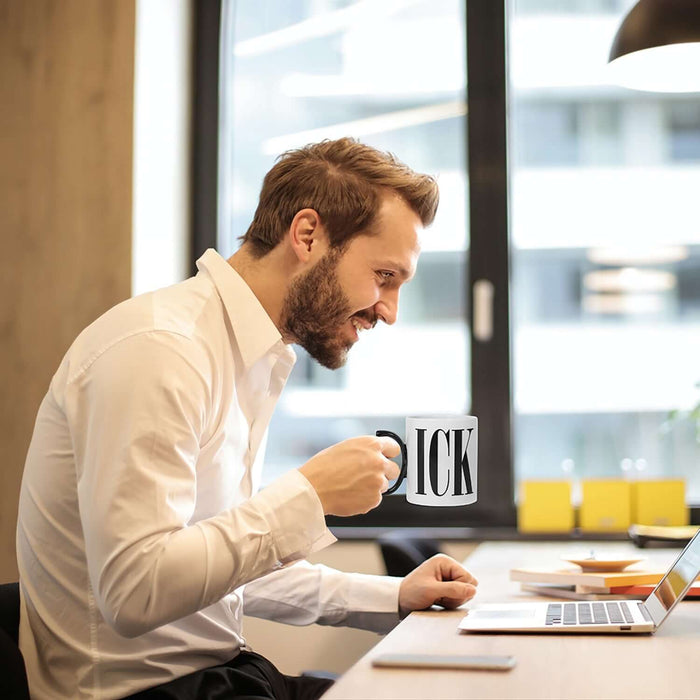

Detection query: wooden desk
xmin=323 ymin=541 xmax=700 ymax=699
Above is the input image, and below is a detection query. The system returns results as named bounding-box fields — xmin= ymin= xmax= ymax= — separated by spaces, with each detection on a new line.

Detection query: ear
xmin=288 ymin=208 xmax=328 ymax=264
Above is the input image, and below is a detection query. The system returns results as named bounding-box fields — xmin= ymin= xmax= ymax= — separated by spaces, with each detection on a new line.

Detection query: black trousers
xmin=125 ymin=652 xmax=334 ymax=700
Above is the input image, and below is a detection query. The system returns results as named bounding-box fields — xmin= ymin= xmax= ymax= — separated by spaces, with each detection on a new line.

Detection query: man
xmin=17 ymin=138 xmax=478 ymax=700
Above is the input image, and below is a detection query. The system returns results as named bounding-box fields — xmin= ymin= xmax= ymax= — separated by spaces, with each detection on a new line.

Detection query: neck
xmin=227 ymin=244 xmax=293 ymax=332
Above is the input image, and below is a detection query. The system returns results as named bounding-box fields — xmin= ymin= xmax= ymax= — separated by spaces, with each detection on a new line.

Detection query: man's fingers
xmin=383 ymin=459 xmax=400 ymax=481
xmin=374 ymin=436 xmax=401 ymax=483
xmin=376 ymin=436 xmax=401 ymax=459
xmin=436 ymin=581 xmax=477 ymax=607
xmin=435 ymin=556 xmax=479 ymax=587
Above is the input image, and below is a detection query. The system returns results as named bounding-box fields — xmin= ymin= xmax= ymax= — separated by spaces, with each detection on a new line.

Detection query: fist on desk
xmin=398 ymin=554 xmax=478 ymax=618
xmin=299 ymin=436 xmax=401 ymax=516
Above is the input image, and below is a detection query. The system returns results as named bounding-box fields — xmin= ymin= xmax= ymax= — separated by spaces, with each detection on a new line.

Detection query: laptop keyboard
xmin=545 ymin=601 xmax=635 ymax=626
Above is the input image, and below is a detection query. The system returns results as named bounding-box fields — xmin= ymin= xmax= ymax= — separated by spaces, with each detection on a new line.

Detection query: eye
xmin=377 ymin=270 xmax=395 ymax=283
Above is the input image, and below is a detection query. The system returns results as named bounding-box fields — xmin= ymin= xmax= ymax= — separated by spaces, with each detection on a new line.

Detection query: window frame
xmin=191 ymin=0 xmax=222 ymax=272
xmin=191 ymin=0 xmax=699 ymax=530
xmin=191 ymin=0 xmax=515 ymax=529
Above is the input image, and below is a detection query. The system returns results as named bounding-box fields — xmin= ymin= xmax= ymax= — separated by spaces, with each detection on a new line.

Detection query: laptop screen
xmin=644 ymin=530 xmax=700 ymax=627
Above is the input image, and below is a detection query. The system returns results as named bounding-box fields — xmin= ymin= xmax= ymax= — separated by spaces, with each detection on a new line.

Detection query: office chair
xmin=377 ymin=533 xmax=442 ymax=577
xmin=0 ymin=582 xmax=31 ymax=699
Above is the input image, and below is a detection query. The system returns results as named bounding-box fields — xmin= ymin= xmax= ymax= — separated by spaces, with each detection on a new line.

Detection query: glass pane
xmin=219 ymin=0 xmax=469 ymax=485
xmin=509 ymin=0 xmax=700 ymax=502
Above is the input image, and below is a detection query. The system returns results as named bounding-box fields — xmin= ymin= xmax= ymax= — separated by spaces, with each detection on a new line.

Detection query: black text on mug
xmin=377 ymin=416 xmax=478 ymax=507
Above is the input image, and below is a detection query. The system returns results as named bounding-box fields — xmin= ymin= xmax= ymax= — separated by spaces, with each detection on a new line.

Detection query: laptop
xmin=459 ymin=529 xmax=700 ymax=634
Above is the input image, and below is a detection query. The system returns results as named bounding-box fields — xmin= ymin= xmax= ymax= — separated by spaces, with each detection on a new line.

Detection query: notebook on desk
xmin=459 ymin=529 xmax=700 ymax=635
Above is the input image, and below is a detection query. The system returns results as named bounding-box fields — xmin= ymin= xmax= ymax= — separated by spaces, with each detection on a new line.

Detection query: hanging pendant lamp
xmin=607 ymin=0 xmax=700 ymax=92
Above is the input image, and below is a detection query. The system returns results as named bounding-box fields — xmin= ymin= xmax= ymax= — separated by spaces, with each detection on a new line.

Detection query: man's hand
xmin=298 ymin=436 xmax=401 ymax=516
xmin=398 ymin=554 xmax=478 ymax=618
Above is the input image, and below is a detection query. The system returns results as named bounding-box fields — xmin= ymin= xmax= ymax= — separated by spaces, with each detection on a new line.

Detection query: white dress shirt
xmin=16 ymin=249 xmax=401 ymax=700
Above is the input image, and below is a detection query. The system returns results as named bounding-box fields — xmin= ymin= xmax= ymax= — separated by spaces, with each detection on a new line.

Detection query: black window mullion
xmin=465 ymin=0 xmax=515 ymax=526
xmin=191 ymin=0 xmax=222 ymax=273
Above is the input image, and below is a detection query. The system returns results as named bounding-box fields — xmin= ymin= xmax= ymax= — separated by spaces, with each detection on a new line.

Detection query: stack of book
xmin=510 ymin=565 xmax=700 ymax=601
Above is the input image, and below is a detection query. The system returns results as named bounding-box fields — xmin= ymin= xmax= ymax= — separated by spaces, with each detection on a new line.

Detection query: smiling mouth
xmin=350 ymin=315 xmax=376 ymax=334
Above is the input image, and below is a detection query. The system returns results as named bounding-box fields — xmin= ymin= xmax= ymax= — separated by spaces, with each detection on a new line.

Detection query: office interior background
xmin=217 ymin=0 xmax=700 ymax=526
xmin=1 ymin=0 xmax=699 ymax=675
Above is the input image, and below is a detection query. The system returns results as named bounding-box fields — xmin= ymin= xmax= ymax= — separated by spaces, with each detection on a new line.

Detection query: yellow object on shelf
xmin=517 ymin=480 xmax=574 ymax=533
xmin=632 ymin=479 xmax=688 ymax=527
xmin=579 ymin=479 xmax=632 ymax=532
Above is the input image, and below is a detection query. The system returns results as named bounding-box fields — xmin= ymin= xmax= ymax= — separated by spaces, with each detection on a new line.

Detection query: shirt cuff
xmin=256 ymin=470 xmax=336 ymax=565
xmin=344 ymin=573 xmax=403 ymax=634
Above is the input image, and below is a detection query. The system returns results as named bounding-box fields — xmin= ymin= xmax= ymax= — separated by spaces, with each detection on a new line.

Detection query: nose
xmin=375 ymin=288 xmax=400 ymax=326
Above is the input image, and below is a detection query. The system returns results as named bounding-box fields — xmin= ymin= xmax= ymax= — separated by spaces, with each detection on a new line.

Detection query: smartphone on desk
xmin=371 ymin=653 xmax=516 ymax=671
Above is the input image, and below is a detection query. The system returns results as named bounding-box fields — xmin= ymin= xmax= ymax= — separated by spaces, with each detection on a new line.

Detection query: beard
xmin=280 ymin=249 xmax=355 ymax=370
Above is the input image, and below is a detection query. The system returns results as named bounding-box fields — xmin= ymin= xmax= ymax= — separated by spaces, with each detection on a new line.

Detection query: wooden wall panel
xmin=0 ymin=0 xmax=135 ymax=581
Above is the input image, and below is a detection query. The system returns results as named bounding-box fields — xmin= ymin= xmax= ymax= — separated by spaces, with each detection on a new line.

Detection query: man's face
xmin=281 ymin=194 xmax=422 ymax=369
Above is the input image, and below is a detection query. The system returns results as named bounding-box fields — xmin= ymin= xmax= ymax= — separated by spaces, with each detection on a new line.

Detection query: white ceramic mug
xmin=377 ymin=415 xmax=478 ymax=507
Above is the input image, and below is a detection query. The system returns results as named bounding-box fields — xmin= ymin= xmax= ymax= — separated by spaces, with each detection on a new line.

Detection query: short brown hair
xmin=239 ymin=138 xmax=439 ymax=257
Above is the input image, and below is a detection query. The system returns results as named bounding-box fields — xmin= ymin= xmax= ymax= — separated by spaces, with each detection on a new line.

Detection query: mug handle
xmin=376 ymin=430 xmax=407 ymax=495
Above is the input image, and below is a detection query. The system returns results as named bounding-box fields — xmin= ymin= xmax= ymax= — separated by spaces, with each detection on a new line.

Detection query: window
xmin=668 ymin=101 xmax=700 ymax=162
xmin=510 ymin=0 xmax=700 ymax=503
xmin=201 ymin=0 xmax=700 ymax=528
xmin=217 ymin=0 xmax=480 ymax=526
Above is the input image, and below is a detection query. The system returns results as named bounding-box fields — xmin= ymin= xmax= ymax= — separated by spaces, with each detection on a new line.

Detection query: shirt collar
xmin=196 ymin=249 xmax=294 ymax=370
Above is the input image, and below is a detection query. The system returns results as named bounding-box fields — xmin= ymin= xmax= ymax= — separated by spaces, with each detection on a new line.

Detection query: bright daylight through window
xmin=218 ymin=0 xmax=470 ymax=503
xmin=510 ymin=0 xmax=700 ymax=504
xmin=218 ymin=0 xmax=700 ymax=523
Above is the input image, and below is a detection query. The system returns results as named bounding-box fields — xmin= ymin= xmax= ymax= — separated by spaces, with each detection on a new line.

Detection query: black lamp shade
xmin=609 ymin=0 xmax=700 ymax=62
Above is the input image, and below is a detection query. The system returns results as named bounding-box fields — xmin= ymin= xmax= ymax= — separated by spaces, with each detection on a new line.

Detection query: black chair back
xmin=0 ymin=581 xmax=20 ymax=643
xmin=0 ymin=582 xmax=31 ymax=699
xmin=377 ymin=535 xmax=442 ymax=577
